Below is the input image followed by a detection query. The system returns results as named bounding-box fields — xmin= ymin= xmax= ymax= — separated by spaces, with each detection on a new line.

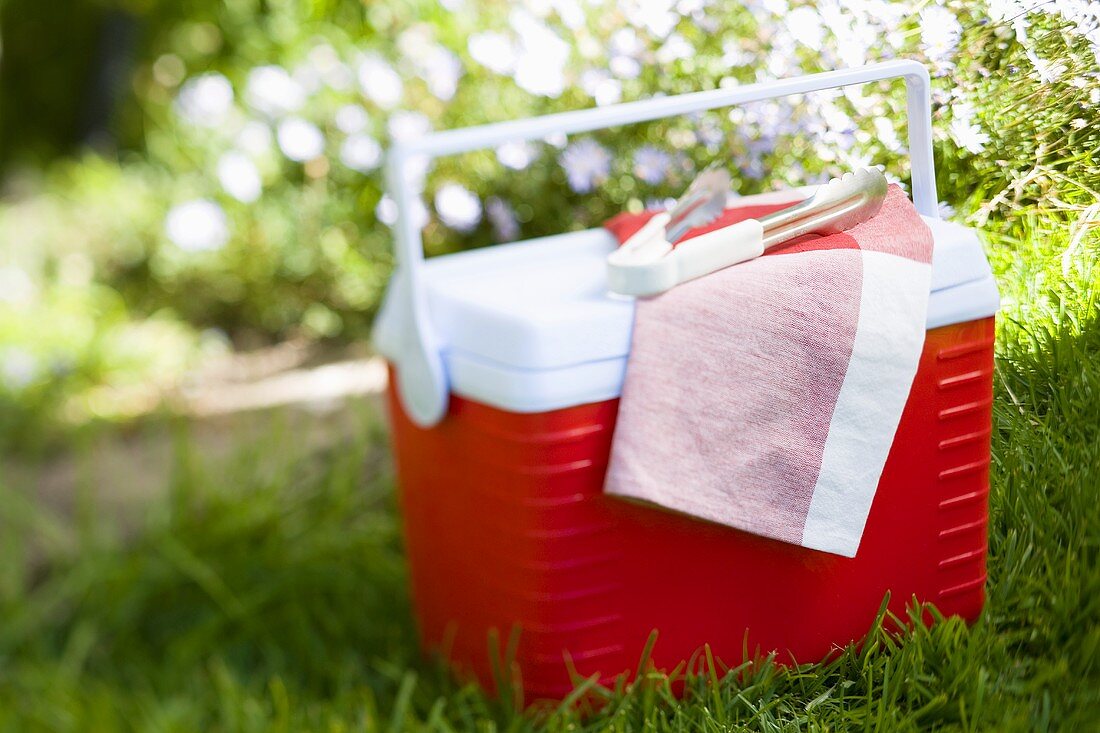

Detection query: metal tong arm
xmin=759 ymin=196 xmax=867 ymax=249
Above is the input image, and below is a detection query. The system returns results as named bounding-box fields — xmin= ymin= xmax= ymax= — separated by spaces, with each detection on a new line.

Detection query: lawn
xmin=1 ymin=2 xmax=1099 ymax=729
xmin=0 ymin=215 xmax=1096 ymax=731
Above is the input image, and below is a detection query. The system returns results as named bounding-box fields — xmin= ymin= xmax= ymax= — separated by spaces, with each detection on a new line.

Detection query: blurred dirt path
xmin=4 ymin=354 xmax=391 ymax=535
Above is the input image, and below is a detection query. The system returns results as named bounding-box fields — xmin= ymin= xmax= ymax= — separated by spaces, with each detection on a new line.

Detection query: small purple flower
xmin=486 ymin=197 xmax=520 ymax=241
xmin=633 ymin=146 xmax=672 ymax=185
xmin=645 ymin=196 xmax=677 ymax=211
xmin=560 ymin=139 xmax=611 ymax=193
xmin=694 ymin=117 xmax=724 ymax=149
xmin=1 ymin=348 xmax=38 ymax=391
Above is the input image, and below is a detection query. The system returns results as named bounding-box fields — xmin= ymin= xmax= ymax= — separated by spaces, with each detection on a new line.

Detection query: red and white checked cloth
xmin=603 ymin=185 xmax=933 ymax=557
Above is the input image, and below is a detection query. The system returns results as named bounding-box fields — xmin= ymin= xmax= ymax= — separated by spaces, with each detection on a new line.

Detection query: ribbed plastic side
xmin=386 ymin=317 xmax=994 ymax=700
xmin=931 ymin=325 xmax=994 ymax=611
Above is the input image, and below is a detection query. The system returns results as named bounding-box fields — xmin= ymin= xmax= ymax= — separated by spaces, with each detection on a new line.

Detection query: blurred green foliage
xmin=0 ymin=0 xmax=1097 ymax=450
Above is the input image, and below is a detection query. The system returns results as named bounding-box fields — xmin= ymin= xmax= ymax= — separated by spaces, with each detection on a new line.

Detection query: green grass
xmin=0 ymin=217 xmax=1097 ymax=731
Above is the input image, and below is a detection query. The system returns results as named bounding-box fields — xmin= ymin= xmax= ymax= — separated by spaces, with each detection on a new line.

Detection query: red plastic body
xmin=386 ymin=317 xmax=994 ymax=699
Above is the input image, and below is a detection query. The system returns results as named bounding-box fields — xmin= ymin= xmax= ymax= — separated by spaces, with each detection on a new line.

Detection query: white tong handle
xmin=609 ymin=167 xmax=890 ymax=297
xmin=608 ymin=219 xmax=764 ymax=296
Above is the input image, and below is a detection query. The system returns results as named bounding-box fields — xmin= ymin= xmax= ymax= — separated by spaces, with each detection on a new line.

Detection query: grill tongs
xmin=607 ymin=167 xmax=889 ymax=297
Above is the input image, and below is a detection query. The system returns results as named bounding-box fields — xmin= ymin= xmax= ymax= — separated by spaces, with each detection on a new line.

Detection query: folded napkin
xmin=603 ymin=185 xmax=932 ymax=557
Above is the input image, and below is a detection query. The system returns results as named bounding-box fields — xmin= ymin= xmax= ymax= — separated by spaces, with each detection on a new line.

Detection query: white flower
xmin=950 ymin=117 xmax=990 ymax=154
xmin=326 ymin=63 xmax=355 ymax=91
xmin=217 ymin=152 xmax=262 ymax=203
xmin=611 ymin=27 xmax=643 ymax=57
xmin=656 ymin=33 xmax=692 ymax=64
xmin=399 ymin=27 xmax=463 ymax=100
xmin=986 ymin=0 xmax=1026 ymax=24
xmin=468 ymin=32 xmax=517 ymax=75
xmin=398 ymin=24 xmax=433 ymax=59
xmin=340 ymin=134 xmax=383 ymax=172
xmin=787 ymin=6 xmax=825 ymax=51
xmin=175 ymin=73 xmax=233 ymax=127
xmin=435 ymin=183 xmax=482 ymax=232
xmin=165 ymin=199 xmax=230 ymax=252
xmin=421 ymin=46 xmax=463 ymax=100
xmin=1 ymin=348 xmax=37 ymax=391
xmin=376 ymin=194 xmax=429 ymax=229
xmin=950 ymin=102 xmax=990 ymax=154
xmin=821 ymin=6 xmax=876 ymax=68
xmin=237 ymin=121 xmax=272 ymax=156
xmin=544 ymin=131 xmax=568 ymax=148
xmin=610 ymin=55 xmax=642 ymax=79
xmin=580 ymin=69 xmax=622 ymax=106
xmin=486 ymin=197 xmax=520 ymax=241
xmin=560 ymin=139 xmax=611 ymax=193
xmin=817 ymin=99 xmax=856 ymax=136
xmin=633 ymin=145 xmax=671 ymax=185
xmin=920 ymin=6 xmax=961 ymax=69
xmin=1027 ymin=50 xmax=1068 ymax=83
xmin=357 ymin=55 xmax=403 ymax=109
xmin=552 ymin=0 xmax=586 ymax=29
xmin=306 ymin=44 xmax=353 ymax=91
xmin=608 ymin=28 xmax=645 ymax=80
xmin=873 ymin=118 xmax=903 ymax=153
xmin=496 ymin=140 xmax=536 ymax=170
xmin=938 ymin=201 xmax=957 ymax=219
xmin=721 ymin=40 xmax=753 ymax=67
xmin=511 ymin=10 xmax=570 ymax=97
xmin=623 ymin=0 xmax=681 ymax=38
xmin=306 ymin=43 xmax=339 ymax=70
xmin=676 ymin=0 xmax=705 ymax=12
xmin=0 ymin=266 xmax=36 ymax=306
xmin=245 ymin=65 xmax=306 ymax=117
xmin=765 ymin=35 xmax=799 ymax=78
xmin=387 ymin=111 xmax=432 ymax=142
xmin=293 ymin=62 xmax=323 ymax=95
xmin=335 ymin=104 xmax=369 ymax=134
xmin=277 ymin=118 xmax=325 ymax=161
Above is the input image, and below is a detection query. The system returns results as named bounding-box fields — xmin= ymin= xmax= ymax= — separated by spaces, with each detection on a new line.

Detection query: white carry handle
xmin=385 ymin=59 xmax=938 ymax=427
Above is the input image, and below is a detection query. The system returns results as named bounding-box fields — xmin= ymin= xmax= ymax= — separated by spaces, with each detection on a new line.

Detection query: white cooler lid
xmin=374 ymin=215 xmax=999 ymax=413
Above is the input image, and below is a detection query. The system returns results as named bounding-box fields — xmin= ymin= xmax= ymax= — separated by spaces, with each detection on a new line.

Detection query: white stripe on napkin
xmin=801 ymin=251 xmax=932 ymax=556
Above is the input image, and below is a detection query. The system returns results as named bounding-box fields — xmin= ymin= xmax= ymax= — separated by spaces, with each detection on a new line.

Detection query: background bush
xmin=1 ymin=0 xmax=1097 ymax=449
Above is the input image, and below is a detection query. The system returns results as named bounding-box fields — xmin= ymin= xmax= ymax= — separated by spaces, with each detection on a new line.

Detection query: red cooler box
xmin=373 ymin=63 xmax=1001 ymax=699
xmin=374 ymin=216 xmax=999 ymax=699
